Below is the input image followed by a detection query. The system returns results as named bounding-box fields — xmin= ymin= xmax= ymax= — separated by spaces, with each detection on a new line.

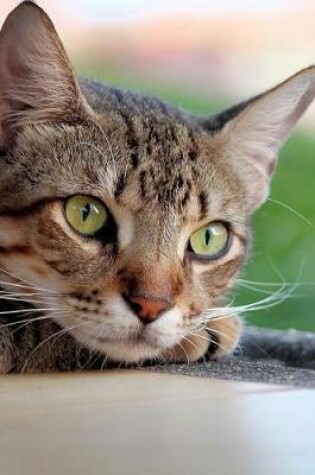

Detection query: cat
xmin=0 ymin=1 xmax=314 ymax=373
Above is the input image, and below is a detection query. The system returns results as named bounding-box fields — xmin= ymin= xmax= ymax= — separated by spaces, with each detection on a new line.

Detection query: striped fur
xmin=0 ymin=3 xmax=314 ymax=372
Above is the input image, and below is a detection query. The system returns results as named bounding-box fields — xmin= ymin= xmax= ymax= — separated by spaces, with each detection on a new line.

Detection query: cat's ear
xmin=0 ymin=1 xmax=88 ymax=144
xmin=213 ymin=67 xmax=315 ymax=210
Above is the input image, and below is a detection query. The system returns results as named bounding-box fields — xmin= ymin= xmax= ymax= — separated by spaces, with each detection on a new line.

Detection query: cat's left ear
xmin=211 ymin=66 xmax=315 ymax=211
xmin=0 ymin=1 xmax=90 ymax=144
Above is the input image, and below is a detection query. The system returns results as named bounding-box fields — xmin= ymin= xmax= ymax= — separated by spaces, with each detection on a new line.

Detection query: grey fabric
xmin=148 ymin=327 xmax=315 ymax=387
xmin=238 ymin=327 xmax=315 ymax=370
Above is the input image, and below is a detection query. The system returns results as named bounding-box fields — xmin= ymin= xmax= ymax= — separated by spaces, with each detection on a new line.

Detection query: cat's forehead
xmin=102 ymin=112 xmax=207 ymax=206
xmin=2 ymin=85 xmax=244 ymax=222
xmin=79 ymin=84 xmax=230 ymax=209
xmin=93 ymin=112 xmax=242 ymax=224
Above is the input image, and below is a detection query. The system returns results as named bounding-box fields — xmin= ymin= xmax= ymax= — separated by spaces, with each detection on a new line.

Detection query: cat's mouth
xmin=93 ymin=328 xmax=161 ymax=349
xmin=57 ymin=294 xmax=186 ymax=362
xmin=66 ymin=304 xmax=184 ymax=363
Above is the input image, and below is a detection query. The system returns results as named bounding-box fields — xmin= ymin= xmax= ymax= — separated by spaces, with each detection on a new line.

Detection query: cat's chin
xmin=71 ymin=326 xmax=183 ymax=363
xmin=88 ymin=338 xmax=162 ymax=363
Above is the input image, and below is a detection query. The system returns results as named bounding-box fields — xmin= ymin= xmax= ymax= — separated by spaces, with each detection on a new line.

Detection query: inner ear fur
xmin=212 ymin=66 xmax=315 ymax=210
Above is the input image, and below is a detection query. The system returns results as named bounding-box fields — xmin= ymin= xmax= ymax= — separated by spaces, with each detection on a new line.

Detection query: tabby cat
xmin=0 ymin=1 xmax=314 ymax=372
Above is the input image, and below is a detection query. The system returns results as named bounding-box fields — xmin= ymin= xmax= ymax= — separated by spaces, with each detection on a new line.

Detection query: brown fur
xmin=0 ymin=2 xmax=314 ymax=372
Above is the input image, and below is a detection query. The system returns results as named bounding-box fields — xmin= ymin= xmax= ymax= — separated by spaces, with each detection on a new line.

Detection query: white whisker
xmin=10 ymin=311 xmax=71 ymax=335
xmin=194 ymin=277 xmax=297 ymax=327
xmin=268 ymin=197 xmax=315 ymax=229
xmin=0 ymin=307 xmax=60 ymax=316
xmin=100 ymin=354 xmax=109 ymax=371
xmin=0 ymin=295 xmax=51 ymax=305
xmin=238 ymin=281 xmax=286 ymax=295
xmin=0 ymin=267 xmax=59 ymax=295
xmin=21 ymin=320 xmax=88 ymax=373
xmin=177 ymin=340 xmax=191 ymax=365
xmin=0 ymin=310 xmax=73 ymax=330
xmin=187 ymin=329 xmax=236 ymax=355
xmin=181 ymin=335 xmax=206 ymax=364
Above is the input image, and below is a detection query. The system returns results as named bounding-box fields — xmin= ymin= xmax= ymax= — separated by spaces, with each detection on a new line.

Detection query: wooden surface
xmin=0 ymin=371 xmax=314 ymax=475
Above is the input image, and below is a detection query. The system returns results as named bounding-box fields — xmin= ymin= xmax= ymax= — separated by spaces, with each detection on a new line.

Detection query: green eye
xmin=65 ymin=195 xmax=108 ymax=236
xmin=189 ymin=222 xmax=229 ymax=259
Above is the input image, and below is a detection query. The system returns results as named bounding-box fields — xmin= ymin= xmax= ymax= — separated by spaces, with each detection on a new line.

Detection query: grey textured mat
xmin=148 ymin=327 xmax=315 ymax=387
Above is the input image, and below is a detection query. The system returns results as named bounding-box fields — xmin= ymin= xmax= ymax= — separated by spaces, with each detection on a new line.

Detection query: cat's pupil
xmin=81 ymin=204 xmax=91 ymax=222
xmin=205 ymin=228 xmax=212 ymax=246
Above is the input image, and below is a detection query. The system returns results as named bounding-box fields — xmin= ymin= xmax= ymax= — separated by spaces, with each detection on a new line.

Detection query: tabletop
xmin=0 ymin=370 xmax=314 ymax=475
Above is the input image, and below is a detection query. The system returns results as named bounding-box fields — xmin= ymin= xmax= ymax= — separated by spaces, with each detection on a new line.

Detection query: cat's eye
xmin=189 ymin=222 xmax=230 ymax=260
xmin=64 ymin=195 xmax=108 ymax=236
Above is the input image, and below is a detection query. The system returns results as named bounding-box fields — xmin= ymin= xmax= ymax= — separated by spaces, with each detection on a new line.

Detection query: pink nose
xmin=127 ymin=295 xmax=172 ymax=324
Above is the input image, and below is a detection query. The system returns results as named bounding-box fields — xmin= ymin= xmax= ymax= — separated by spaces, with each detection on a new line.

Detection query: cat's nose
xmin=125 ymin=295 xmax=172 ymax=324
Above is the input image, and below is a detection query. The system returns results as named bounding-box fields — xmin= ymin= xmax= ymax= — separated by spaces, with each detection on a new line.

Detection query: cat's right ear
xmin=0 ymin=1 xmax=89 ymax=145
xmin=206 ymin=66 xmax=315 ymax=211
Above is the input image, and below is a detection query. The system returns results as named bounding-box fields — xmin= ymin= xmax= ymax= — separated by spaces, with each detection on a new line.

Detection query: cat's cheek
xmin=0 ymin=217 xmax=27 ymax=248
xmin=0 ymin=251 xmax=66 ymax=293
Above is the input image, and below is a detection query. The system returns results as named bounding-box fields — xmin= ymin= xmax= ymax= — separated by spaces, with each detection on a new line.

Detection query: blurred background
xmin=1 ymin=0 xmax=315 ymax=331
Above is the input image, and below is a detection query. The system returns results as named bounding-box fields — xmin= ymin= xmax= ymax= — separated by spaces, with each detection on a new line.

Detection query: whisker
xmin=0 ymin=267 xmax=60 ymax=295
xmin=78 ymin=344 xmax=98 ymax=371
xmin=0 ymin=295 xmax=51 ymax=305
xmin=237 ymin=281 xmax=287 ymax=295
xmin=0 ymin=310 xmax=73 ymax=329
xmin=21 ymin=320 xmax=88 ymax=373
xmin=268 ymin=197 xmax=315 ymax=229
xmin=193 ymin=279 xmax=296 ymax=328
xmin=10 ymin=311 xmax=71 ymax=335
xmin=0 ymin=279 xmax=50 ymax=293
xmin=157 ymin=352 xmax=167 ymax=366
xmin=0 ymin=307 xmax=60 ymax=316
xmin=100 ymin=354 xmax=109 ymax=371
xmin=207 ymin=327 xmax=243 ymax=356
xmin=239 ymin=279 xmax=291 ymax=287
xmin=187 ymin=329 xmax=236 ymax=356
xmin=1 ymin=290 xmax=57 ymax=299
xmin=0 ymin=290 xmax=53 ymax=297
xmin=177 ymin=340 xmax=191 ymax=365
xmin=181 ymin=335 xmax=207 ymax=364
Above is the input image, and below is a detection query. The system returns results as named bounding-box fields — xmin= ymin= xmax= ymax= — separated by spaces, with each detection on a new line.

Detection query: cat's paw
xmin=162 ymin=315 xmax=242 ymax=363
xmin=205 ymin=314 xmax=242 ymax=359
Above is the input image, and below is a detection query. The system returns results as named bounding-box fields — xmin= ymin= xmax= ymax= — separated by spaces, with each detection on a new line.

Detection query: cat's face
xmin=0 ymin=2 xmax=314 ymax=364
xmin=0 ymin=116 xmax=245 ymax=362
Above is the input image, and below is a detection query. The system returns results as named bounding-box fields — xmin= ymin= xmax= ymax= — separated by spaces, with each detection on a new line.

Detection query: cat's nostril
xmin=128 ymin=300 xmax=142 ymax=316
xmin=123 ymin=294 xmax=172 ymax=324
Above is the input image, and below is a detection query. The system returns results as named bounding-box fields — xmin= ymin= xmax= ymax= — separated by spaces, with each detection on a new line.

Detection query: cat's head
xmin=0 ymin=2 xmax=314 ymax=363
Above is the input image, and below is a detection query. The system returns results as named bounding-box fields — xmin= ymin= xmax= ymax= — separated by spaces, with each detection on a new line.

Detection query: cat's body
xmin=0 ymin=2 xmax=314 ymax=373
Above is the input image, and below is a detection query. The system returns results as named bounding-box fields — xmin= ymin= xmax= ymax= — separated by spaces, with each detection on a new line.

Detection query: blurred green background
xmin=78 ymin=65 xmax=315 ymax=332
